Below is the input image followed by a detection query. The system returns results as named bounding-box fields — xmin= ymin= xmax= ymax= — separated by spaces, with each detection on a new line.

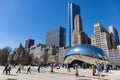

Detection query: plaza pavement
xmin=0 ymin=66 xmax=120 ymax=80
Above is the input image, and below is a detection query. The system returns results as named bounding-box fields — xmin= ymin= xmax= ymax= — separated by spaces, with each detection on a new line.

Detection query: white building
xmin=91 ymin=23 xmax=113 ymax=55
xmin=29 ymin=44 xmax=46 ymax=59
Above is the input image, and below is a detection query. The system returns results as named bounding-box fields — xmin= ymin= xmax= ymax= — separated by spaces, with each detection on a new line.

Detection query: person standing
xmin=96 ymin=63 xmax=102 ymax=77
xmin=92 ymin=64 xmax=96 ymax=76
xmin=73 ymin=63 xmax=76 ymax=70
xmin=67 ymin=63 xmax=71 ymax=72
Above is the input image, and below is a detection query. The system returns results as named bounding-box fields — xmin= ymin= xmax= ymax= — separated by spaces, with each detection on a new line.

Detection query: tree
xmin=0 ymin=46 xmax=12 ymax=65
xmin=29 ymin=54 xmax=34 ymax=65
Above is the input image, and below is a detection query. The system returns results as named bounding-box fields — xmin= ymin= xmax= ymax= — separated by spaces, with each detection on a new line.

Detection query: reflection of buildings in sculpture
xmin=91 ymin=23 xmax=113 ymax=55
xmin=72 ymin=14 xmax=88 ymax=46
xmin=64 ymin=44 xmax=110 ymax=65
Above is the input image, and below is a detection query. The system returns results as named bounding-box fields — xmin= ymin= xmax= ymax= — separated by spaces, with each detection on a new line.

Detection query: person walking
xmin=38 ymin=64 xmax=41 ymax=73
xmin=16 ymin=64 xmax=22 ymax=73
xmin=3 ymin=63 xmax=8 ymax=75
xmin=7 ymin=64 xmax=11 ymax=75
xmin=27 ymin=64 xmax=31 ymax=74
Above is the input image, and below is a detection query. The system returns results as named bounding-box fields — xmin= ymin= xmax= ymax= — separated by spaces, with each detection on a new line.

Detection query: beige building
xmin=91 ymin=23 xmax=113 ymax=55
xmin=29 ymin=44 xmax=46 ymax=64
xmin=72 ymin=14 xmax=88 ymax=46
xmin=58 ymin=47 xmax=69 ymax=63
xmin=108 ymin=48 xmax=120 ymax=65
xmin=30 ymin=44 xmax=59 ymax=64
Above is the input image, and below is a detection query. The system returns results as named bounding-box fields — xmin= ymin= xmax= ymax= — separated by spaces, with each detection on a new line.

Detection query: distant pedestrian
xmin=27 ymin=64 xmax=31 ymax=74
xmin=83 ymin=63 xmax=86 ymax=70
xmin=16 ymin=64 xmax=22 ymax=73
xmin=92 ymin=64 xmax=96 ymax=76
xmin=7 ymin=64 xmax=11 ymax=75
xmin=38 ymin=64 xmax=41 ymax=73
xmin=3 ymin=63 xmax=8 ymax=75
xmin=96 ymin=63 xmax=102 ymax=77
xmin=73 ymin=63 xmax=76 ymax=70
xmin=67 ymin=63 xmax=70 ymax=72
xmin=13 ymin=64 xmax=16 ymax=68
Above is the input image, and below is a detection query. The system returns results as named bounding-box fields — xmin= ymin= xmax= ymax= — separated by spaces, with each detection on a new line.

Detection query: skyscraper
xmin=68 ymin=2 xmax=80 ymax=47
xmin=71 ymin=14 xmax=88 ymax=46
xmin=25 ymin=39 xmax=34 ymax=49
xmin=91 ymin=23 xmax=112 ymax=54
xmin=46 ymin=26 xmax=66 ymax=47
xmin=108 ymin=26 xmax=120 ymax=45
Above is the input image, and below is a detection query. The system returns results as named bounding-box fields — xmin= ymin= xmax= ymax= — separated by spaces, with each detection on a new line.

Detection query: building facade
xmin=46 ymin=27 xmax=66 ymax=47
xmin=58 ymin=47 xmax=69 ymax=63
xmin=29 ymin=44 xmax=46 ymax=59
xmin=71 ymin=14 xmax=88 ymax=46
xmin=91 ymin=23 xmax=112 ymax=54
xmin=68 ymin=2 xmax=80 ymax=47
xmin=108 ymin=48 xmax=120 ymax=65
xmin=29 ymin=44 xmax=59 ymax=64
xmin=25 ymin=39 xmax=34 ymax=49
xmin=108 ymin=26 xmax=120 ymax=45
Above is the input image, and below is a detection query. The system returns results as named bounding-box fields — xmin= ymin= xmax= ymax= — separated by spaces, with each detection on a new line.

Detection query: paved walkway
xmin=0 ymin=66 xmax=120 ymax=80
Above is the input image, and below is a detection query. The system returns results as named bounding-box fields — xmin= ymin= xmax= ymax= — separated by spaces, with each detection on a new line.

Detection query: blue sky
xmin=0 ymin=0 xmax=120 ymax=49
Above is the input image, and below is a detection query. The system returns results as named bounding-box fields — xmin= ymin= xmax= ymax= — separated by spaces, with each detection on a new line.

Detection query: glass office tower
xmin=68 ymin=2 xmax=80 ymax=47
xmin=109 ymin=26 xmax=120 ymax=45
xmin=46 ymin=27 xmax=66 ymax=47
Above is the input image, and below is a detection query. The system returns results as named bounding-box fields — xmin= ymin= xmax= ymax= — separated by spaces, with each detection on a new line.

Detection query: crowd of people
xmin=92 ymin=62 xmax=110 ymax=77
xmin=3 ymin=63 xmax=11 ymax=75
xmin=1 ymin=62 xmax=117 ymax=78
xmin=2 ymin=63 xmax=31 ymax=75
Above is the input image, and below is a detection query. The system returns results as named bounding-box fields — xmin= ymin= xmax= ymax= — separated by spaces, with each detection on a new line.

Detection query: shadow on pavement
xmin=9 ymin=74 xmax=18 ymax=76
xmin=5 ymin=78 xmax=17 ymax=80
xmin=77 ymin=75 xmax=109 ymax=80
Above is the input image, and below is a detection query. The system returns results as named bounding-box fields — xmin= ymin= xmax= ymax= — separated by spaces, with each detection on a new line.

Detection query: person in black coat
xmin=3 ymin=63 xmax=8 ymax=75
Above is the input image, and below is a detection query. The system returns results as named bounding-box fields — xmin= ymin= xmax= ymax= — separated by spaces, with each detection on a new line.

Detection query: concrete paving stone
xmin=0 ymin=66 xmax=120 ymax=80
